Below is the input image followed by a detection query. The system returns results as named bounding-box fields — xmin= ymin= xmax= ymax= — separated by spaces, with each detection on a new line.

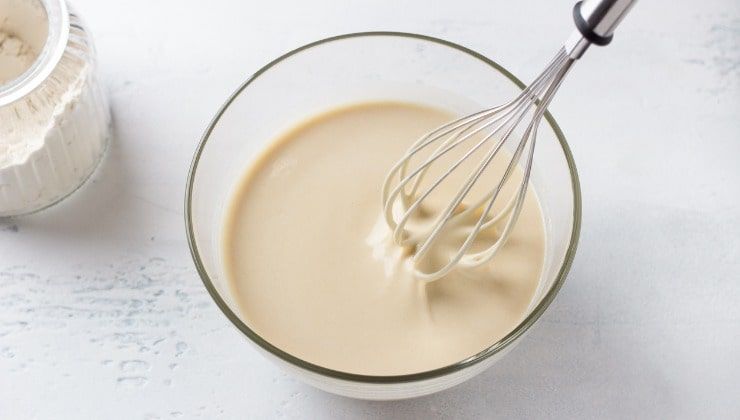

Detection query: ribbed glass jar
xmin=0 ymin=0 xmax=110 ymax=216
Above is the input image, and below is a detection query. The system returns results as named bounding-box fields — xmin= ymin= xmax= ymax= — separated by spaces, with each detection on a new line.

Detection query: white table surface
xmin=1 ymin=0 xmax=738 ymax=418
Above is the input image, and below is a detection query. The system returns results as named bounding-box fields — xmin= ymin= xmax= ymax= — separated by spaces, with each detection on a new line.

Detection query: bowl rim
xmin=185 ymin=31 xmax=581 ymax=384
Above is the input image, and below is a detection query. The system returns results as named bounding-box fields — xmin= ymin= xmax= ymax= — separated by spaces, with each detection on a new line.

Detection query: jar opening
xmin=0 ymin=0 xmax=48 ymax=85
xmin=0 ymin=0 xmax=68 ymax=106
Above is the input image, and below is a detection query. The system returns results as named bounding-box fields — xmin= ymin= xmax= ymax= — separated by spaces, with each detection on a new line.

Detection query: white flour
xmin=0 ymin=30 xmax=37 ymax=84
xmin=0 ymin=27 xmax=48 ymax=169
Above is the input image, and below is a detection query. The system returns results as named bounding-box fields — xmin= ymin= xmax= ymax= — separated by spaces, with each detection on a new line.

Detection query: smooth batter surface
xmin=223 ymin=101 xmax=545 ymax=375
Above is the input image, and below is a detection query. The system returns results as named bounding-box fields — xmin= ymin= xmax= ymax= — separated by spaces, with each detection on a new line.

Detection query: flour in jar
xmin=0 ymin=30 xmax=38 ymax=84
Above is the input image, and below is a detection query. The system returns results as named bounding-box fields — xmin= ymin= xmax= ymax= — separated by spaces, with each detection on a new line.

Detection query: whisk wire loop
xmin=382 ymin=48 xmax=576 ymax=281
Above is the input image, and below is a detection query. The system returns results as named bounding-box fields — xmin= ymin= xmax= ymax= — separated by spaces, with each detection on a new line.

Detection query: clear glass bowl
xmin=186 ymin=32 xmax=581 ymax=400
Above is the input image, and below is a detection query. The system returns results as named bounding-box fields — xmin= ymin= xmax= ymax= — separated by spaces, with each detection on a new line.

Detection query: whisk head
xmin=381 ymin=48 xmax=575 ymax=281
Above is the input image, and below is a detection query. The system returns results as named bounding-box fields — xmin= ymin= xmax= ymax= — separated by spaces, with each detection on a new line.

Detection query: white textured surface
xmin=1 ymin=0 xmax=738 ymax=418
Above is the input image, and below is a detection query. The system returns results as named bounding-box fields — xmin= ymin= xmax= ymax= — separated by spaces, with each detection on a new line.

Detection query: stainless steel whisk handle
xmin=566 ymin=0 xmax=637 ymax=59
xmin=574 ymin=0 xmax=637 ymax=45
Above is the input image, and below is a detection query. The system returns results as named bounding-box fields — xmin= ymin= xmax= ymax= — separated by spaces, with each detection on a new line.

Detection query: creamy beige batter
xmin=223 ymin=101 xmax=545 ymax=376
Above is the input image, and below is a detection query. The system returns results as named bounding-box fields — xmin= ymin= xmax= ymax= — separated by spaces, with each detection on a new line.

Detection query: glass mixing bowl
xmin=186 ymin=32 xmax=581 ymax=400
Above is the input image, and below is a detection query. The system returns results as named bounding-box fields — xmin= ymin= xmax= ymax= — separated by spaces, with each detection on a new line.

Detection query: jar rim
xmin=0 ymin=0 xmax=69 ymax=107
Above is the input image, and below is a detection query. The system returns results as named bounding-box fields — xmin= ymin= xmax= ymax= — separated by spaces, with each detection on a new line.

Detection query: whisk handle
xmin=573 ymin=0 xmax=637 ymax=46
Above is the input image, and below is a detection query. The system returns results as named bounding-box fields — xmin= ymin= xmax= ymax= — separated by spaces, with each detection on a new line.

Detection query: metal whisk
xmin=382 ymin=0 xmax=637 ymax=281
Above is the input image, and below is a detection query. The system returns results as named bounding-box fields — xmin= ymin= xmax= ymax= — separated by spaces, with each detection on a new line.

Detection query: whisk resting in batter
xmin=382 ymin=0 xmax=637 ymax=281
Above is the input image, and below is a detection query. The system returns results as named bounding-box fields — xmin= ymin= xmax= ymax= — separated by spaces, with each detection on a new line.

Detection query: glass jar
xmin=0 ymin=0 xmax=110 ymax=216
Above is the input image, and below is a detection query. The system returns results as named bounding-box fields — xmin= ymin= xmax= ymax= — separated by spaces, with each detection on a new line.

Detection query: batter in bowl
xmin=222 ymin=101 xmax=545 ymax=376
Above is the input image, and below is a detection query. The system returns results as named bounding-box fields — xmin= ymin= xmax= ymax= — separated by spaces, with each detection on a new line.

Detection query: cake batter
xmin=223 ymin=101 xmax=545 ymax=375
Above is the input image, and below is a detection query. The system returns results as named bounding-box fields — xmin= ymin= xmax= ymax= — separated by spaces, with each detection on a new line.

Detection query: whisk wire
xmin=382 ymin=48 xmax=576 ymax=281
xmin=383 ymin=50 xmax=569 ymax=239
xmin=463 ymin=57 xmax=576 ymax=267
